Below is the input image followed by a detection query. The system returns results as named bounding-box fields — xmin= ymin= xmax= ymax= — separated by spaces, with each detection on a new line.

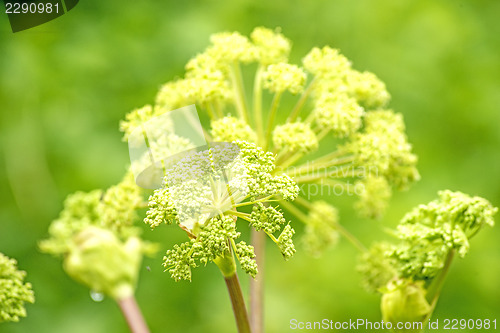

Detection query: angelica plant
xmin=120 ymin=27 xmax=419 ymax=332
xmin=358 ymin=191 xmax=497 ymax=332
xmin=40 ymin=173 xmax=155 ymax=333
xmin=121 ymin=27 xmax=419 ymax=332
xmin=0 ymin=253 xmax=34 ymax=323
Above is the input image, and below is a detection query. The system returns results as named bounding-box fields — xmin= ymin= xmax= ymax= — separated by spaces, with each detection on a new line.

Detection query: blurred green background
xmin=1 ymin=0 xmax=499 ymax=332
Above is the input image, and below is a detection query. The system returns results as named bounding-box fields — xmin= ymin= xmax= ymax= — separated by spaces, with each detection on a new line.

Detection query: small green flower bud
xmin=344 ymin=110 xmax=420 ymax=190
xmin=273 ymin=122 xmax=318 ymax=153
xmin=63 ymin=227 xmax=144 ymax=300
xmin=278 ymin=224 xmax=296 ymax=260
xmin=119 ymin=105 xmax=154 ymax=141
xmin=234 ymin=241 xmax=258 ymax=278
xmin=209 ymin=32 xmax=257 ymax=63
xmin=381 ymin=279 xmax=431 ymax=332
xmin=211 ymin=116 xmax=257 ymax=143
xmin=354 ymin=176 xmax=392 ymax=219
xmin=262 ymin=63 xmax=307 ymax=94
xmin=251 ymin=27 xmax=291 ymax=65
xmin=357 ymin=242 xmax=397 ymax=293
xmin=302 ymin=201 xmax=339 ymax=257
xmin=312 ymin=93 xmax=364 ymax=137
xmin=250 ymin=203 xmax=286 ymax=234
xmin=302 ymin=46 xmax=351 ymax=79
xmin=346 ymin=70 xmax=391 ymax=110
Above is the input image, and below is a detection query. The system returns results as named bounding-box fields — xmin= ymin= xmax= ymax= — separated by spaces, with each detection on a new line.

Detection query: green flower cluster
xmin=0 ymin=253 xmax=34 ymax=323
xmin=344 ymin=110 xmax=420 ymax=191
xmin=262 ymin=63 xmax=306 ymax=94
xmin=121 ymin=26 xmax=421 ymax=275
xmin=301 ymin=201 xmax=340 ymax=258
xmin=145 ymin=141 xmax=299 ymax=280
xmin=211 ymin=116 xmax=257 ymax=143
xmin=391 ymin=190 xmax=497 ymax=278
xmin=40 ymin=173 xmax=156 ymax=300
xmin=163 ymin=215 xmax=257 ymax=281
xmin=358 ymin=191 xmax=497 ymax=330
xmin=359 ymin=191 xmax=497 ymax=292
xmin=354 ymin=176 xmax=392 ymax=219
xmin=273 ymin=123 xmax=318 ymax=153
xmin=312 ymin=93 xmax=364 ymax=138
xmin=357 ymin=242 xmax=397 ymax=293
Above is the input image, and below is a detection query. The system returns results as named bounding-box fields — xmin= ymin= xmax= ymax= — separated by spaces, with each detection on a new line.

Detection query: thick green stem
xmin=225 ymin=274 xmax=252 ymax=333
xmin=249 ymin=229 xmax=265 ymax=333
xmin=215 ymin=252 xmax=252 ymax=333
xmin=116 ymin=296 xmax=150 ymax=333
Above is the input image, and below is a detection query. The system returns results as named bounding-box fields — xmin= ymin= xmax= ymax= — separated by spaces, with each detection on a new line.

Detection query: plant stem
xmin=292 ymin=165 xmax=363 ymax=183
xmin=426 ymin=250 xmax=455 ymax=304
xmin=335 ymin=223 xmax=367 ymax=253
xmin=249 ymin=229 xmax=265 ymax=333
xmin=289 ymin=197 xmax=367 ymax=253
xmin=230 ymin=61 xmax=249 ymax=123
xmin=253 ymin=65 xmax=265 ymax=145
xmin=226 ymin=210 xmax=252 ymax=221
xmin=287 ymin=78 xmax=315 ymax=123
xmin=276 ymin=151 xmax=305 ymax=171
xmin=291 ymin=149 xmax=349 ymax=170
xmin=422 ymin=250 xmax=455 ymax=326
xmin=205 ymin=102 xmax=216 ymax=120
xmin=316 ymin=127 xmax=330 ymax=141
xmin=287 ymin=156 xmax=355 ymax=177
xmin=264 ymin=92 xmax=282 ymax=151
xmin=215 ymin=246 xmax=252 ymax=333
xmin=117 ymin=296 xmax=150 ymax=333
xmin=224 ymin=273 xmax=252 ymax=333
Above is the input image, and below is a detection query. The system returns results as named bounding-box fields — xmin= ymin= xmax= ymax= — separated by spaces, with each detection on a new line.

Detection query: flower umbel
xmin=122 ymin=26 xmax=420 ymax=271
xmin=0 ymin=253 xmax=34 ymax=323
xmin=358 ymin=191 xmax=497 ymax=331
xmin=145 ymin=140 xmax=299 ymax=280
xmin=40 ymin=173 xmax=156 ymax=300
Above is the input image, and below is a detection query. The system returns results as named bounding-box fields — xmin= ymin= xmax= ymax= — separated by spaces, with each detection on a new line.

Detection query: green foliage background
xmin=1 ymin=1 xmax=499 ymax=332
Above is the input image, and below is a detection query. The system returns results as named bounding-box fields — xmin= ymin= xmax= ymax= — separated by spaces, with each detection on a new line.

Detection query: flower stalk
xmin=425 ymin=250 xmax=455 ymax=305
xmin=249 ymin=229 xmax=265 ymax=333
xmin=215 ymin=249 xmax=252 ymax=333
xmin=253 ymin=64 xmax=265 ymax=145
xmin=264 ymin=92 xmax=282 ymax=150
xmin=224 ymin=273 xmax=252 ymax=333
xmin=117 ymin=296 xmax=151 ymax=333
xmin=230 ymin=61 xmax=249 ymax=123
